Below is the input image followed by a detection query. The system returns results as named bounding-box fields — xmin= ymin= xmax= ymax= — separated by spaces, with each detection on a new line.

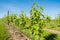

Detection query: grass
xmin=0 ymin=20 xmax=8 ymax=40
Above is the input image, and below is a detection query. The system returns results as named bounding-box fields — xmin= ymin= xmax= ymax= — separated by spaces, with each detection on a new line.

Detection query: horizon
xmin=0 ymin=0 xmax=60 ymax=19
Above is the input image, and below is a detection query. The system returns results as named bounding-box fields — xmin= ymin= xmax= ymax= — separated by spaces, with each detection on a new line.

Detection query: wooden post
xmin=7 ymin=10 xmax=9 ymax=25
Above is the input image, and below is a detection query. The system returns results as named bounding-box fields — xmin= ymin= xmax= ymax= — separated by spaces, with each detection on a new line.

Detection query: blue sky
xmin=0 ymin=0 xmax=60 ymax=18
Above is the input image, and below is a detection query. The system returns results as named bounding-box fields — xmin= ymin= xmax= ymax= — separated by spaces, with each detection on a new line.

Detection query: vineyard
xmin=0 ymin=1 xmax=60 ymax=40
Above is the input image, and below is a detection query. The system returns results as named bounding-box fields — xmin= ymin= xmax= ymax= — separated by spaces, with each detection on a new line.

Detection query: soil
xmin=44 ymin=28 xmax=60 ymax=34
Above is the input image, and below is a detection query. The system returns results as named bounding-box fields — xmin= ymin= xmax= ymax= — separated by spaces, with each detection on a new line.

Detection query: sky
xmin=0 ymin=0 xmax=60 ymax=18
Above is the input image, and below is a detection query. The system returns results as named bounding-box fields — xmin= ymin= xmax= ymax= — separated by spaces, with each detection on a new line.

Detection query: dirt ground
xmin=44 ymin=28 xmax=60 ymax=34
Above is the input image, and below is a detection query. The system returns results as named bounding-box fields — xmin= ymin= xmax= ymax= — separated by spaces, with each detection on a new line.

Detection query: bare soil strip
xmin=44 ymin=28 xmax=60 ymax=34
xmin=4 ymin=23 xmax=30 ymax=40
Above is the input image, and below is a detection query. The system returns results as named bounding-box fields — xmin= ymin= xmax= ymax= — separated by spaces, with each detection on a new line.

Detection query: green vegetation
xmin=0 ymin=20 xmax=8 ymax=40
xmin=45 ymin=14 xmax=60 ymax=31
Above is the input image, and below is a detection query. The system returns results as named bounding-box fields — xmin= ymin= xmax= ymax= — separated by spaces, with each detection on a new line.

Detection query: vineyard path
xmin=4 ymin=23 xmax=30 ymax=40
xmin=44 ymin=28 xmax=60 ymax=34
